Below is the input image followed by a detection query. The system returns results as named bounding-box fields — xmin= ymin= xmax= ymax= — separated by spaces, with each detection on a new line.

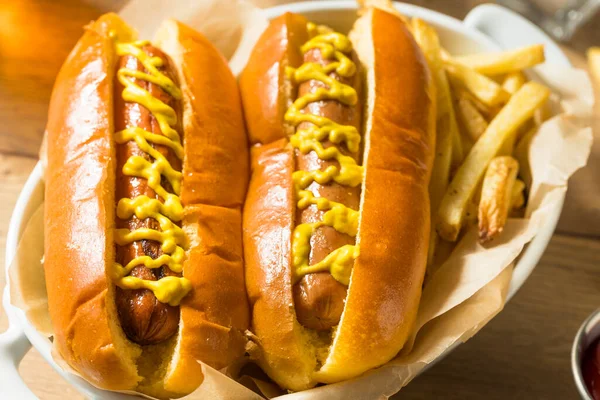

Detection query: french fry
xmin=451 ymin=118 xmax=464 ymax=167
xmin=442 ymin=77 xmax=464 ymax=164
xmin=478 ymin=156 xmax=519 ymax=243
xmin=511 ymin=179 xmax=526 ymax=209
xmin=439 ymin=48 xmax=451 ymax=61
xmin=411 ymin=18 xmax=457 ymax=266
xmin=498 ymin=133 xmax=517 ymax=156
xmin=490 ymin=74 xmax=505 ymax=84
xmin=456 ymin=93 xmax=488 ymax=141
xmin=412 ymin=21 xmax=464 ymax=167
xmin=460 ymin=132 xmax=473 ymax=160
xmin=589 ymin=47 xmax=600 ymax=85
xmin=502 ymin=72 xmax=526 ymax=94
xmin=454 ymin=44 xmax=545 ymax=75
xmin=514 ymin=126 xmax=538 ymax=188
xmin=437 ymin=82 xmax=550 ymax=241
xmin=534 ymin=100 xmax=553 ymax=125
xmin=464 ymin=196 xmax=479 ymax=225
xmin=471 ymin=178 xmax=483 ymax=207
xmin=451 ymin=83 xmax=497 ymax=119
xmin=445 ymin=59 xmax=510 ymax=107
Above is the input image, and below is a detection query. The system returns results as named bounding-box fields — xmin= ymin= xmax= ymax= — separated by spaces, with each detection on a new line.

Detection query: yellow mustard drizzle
xmin=286 ymin=24 xmax=362 ymax=286
xmin=111 ymin=39 xmax=192 ymax=306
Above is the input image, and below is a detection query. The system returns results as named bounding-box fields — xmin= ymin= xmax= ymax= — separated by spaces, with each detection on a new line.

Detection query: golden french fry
xmin=478 ymin=156 xmax=519 ymax=243
xmin=451 ymin=116 xmax=464 ymax=167
xmin=437 ymin=82 xmax=550 ymax=241
xmin=514 ymin=126 xmax=538 ymax=188
xmin=451 ymin=83 xmax=497 ymax=119
xmin=511 ymin=179 xmax=526 ymax=209
xmin=519 ymin=117 xmax=536 ymax=137
xmin=456 ymin=93 xmax=488 ymax=141
xmin=534 ymin=100 xmax=553 ymax=125
xmin=429 ymin=117 xmax=454 ymax=256
xmin=502 ymin=72 xmax=526 ymax=94
xmin=460 ymin=132 xmax=473 ymax=161
xmin=587 ymin=47 xmax=600 ymax=85
xmin=471 ymin=178 xmax=483 ymax=207
xmin=445 ymin=60 xmax=511 ymax=107
xmin=465 ymin=197 xmax=479 ymax=225
xmin=412 ymin=20 xmax=463 ymax=165
xmin=435 ymin=53 xmax=464 ymax=166
xmin=411 ymin=20 xmax=449 ymax=117
xmin=490 ymin=74 xmax=505 ymax=84
xmin=411 ymin=18 xmax=457 ymax=266
xmin=499 ymin=133 xmax=517 ymax=156
xmin=440 ymin=48 xmax=451 ymax=61
xmin=454 ymin=44 xmax=545 ymax=75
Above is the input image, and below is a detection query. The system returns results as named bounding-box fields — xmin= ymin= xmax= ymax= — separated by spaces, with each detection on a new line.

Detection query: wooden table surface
xmin=1 ymin=0 xmax=598 ymax=399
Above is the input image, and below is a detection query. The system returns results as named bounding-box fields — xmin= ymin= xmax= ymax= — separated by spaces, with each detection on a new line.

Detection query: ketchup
xmin=583 ymin=337 xmax=600 ymax=400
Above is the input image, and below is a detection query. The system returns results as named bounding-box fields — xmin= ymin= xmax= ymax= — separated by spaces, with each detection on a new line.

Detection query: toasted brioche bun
xmin=44 ymin=13 xmax=249 ymax=398
xmin=240 ymin=8 xmax=435 ymax=391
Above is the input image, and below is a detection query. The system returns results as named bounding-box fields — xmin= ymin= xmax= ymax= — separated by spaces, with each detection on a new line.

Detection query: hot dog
xmin=114 ymin=43 xmax=183 ymax=345
xmin=44 ymin=14 xmax=249 ymax=398
xmin=292 ymin=23 xmax=364 ymax=331
xmin=240 ymin=7 xmax=435 ymax=391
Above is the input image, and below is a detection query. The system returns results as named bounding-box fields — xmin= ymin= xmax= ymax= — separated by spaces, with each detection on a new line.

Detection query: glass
xmin=497 ymin=0 xmax=600 ymax=41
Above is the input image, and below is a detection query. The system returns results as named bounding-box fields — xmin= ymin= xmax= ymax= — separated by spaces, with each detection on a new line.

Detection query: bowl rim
xmin=264 ymin=0 xmax=501 ymax=51
xmin=4 ymin=2 xmax=569 ymax=398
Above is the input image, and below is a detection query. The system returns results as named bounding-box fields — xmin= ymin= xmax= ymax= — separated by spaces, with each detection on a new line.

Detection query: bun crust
xmin=317 ymin=8 xmax=435 ymax=382
xmin=243 ymin=139 xmax=316 ymax=391
xmin=239 ymin=12 xmax=309 ymax=145
xmin=155 ymin=20 xmax=250 ymax=396
xmin=44 ymin=13 xmax=141 ymax=390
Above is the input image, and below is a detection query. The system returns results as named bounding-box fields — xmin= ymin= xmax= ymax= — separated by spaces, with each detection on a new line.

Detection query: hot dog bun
xmin=44 ymin=13 xmax=249 ymax=398
xmin=240 ymin=7 xmax=435 ymax=391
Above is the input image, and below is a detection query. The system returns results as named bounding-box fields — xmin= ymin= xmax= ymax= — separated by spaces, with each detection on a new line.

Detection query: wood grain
xmin=0 ymin=1 xmax=598 ymax=399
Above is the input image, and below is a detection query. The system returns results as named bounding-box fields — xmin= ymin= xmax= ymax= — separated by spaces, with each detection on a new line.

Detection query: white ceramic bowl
xmin=1 ymin=2 xmax=571 ymax=399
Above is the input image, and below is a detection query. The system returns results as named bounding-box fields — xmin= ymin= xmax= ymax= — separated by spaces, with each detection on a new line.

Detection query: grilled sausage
xmin=292 ymin=45 xmax=363 ymax=331
xmin=114 ymin=45 xmax=182 ymax=345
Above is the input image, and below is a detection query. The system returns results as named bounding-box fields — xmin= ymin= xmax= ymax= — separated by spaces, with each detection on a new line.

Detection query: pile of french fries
xmin=411 ymin=19 xmax=551 ymax=266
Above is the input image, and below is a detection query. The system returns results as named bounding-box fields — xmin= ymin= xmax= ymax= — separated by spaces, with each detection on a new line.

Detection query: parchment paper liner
xmin=8 ymin=0 xmax=593 ymax=398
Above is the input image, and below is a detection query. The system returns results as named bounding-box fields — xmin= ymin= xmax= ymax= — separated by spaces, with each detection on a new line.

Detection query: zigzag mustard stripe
xmin=285 ymin=26 xmax=362 ymax=285
xmin=111 ymin=39 xmax=190 ymax=306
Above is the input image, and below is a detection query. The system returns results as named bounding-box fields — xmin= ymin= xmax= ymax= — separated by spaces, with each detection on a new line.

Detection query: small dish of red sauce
xmin=582 ymin=337 xmax=600 ymax=399
xmin=573 ymin=309 xmax=600 ymax=400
